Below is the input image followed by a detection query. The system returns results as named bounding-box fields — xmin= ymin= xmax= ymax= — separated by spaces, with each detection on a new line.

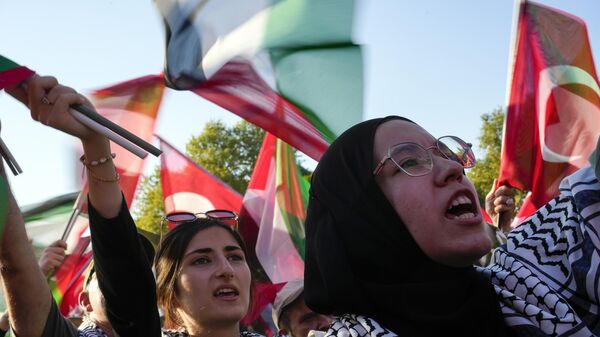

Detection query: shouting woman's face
xmin=373 ymin=120 xmax=492 ymax=266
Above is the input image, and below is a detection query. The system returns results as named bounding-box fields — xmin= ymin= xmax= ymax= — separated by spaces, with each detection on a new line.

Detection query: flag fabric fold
xmin=155 ymin=0 xmax=363 ymax=160
xmin=158 ymin=136 xmax=243 ymax=220
xmin=499 ymin=1 xmax=600 ymax=223
xmin=239 ymin=133 xmax=307 ymax=284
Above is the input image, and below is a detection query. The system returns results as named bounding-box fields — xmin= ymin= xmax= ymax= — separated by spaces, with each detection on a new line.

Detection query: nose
xmin=432 ymin=155 xmax=464 ymax=186
xmin=216 ymin=256 xmax=235 ymax=280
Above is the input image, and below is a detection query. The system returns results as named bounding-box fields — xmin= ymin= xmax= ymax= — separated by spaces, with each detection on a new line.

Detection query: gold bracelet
xmin=86 ymin=167 xmax=120 ymax=183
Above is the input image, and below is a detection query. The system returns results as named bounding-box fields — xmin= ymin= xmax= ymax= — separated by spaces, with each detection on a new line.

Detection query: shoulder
xmin=324 ymin=314 xmax=397 ymax=337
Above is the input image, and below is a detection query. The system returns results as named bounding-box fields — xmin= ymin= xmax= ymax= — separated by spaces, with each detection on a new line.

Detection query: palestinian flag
xmin=0 ymin=55 xmax=34 ymax=90
xmin=155 ymin=0 xmax=363 ymax=160
xmin=239 ymin=133 xmax=307 ymax=284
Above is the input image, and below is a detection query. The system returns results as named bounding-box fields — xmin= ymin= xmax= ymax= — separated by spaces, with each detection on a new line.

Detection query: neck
xmin=184 ymin=322 xmax=240 ymax=337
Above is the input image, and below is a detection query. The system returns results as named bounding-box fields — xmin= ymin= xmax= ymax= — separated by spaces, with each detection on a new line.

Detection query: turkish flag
xmin=158 ymin=137 xmax=243 ymax=224
xmin=499 ymin=1 xmax=600 ymax=223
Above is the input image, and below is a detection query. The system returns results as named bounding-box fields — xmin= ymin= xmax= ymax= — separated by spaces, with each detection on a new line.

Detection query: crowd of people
xmin=0 ymin=75 xmax=598 ymax=337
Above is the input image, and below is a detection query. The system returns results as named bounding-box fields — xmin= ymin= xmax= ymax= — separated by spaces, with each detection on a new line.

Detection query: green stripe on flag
xmin=276 ymin=140 xmax=308 ymax=260
xmin=272 ymin=46 xmax=363 ymax=141
xmin=265 ymin=0 xmax=363 ymax=140
xmin=263 ymin=0 xmax=356 ymax=48
xmin=0 ymin=55 xmax=20 ymax=73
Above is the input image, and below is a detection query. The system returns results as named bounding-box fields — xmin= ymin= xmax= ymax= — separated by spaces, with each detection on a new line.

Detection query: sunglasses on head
xmin=164 ymin=210 xmax=239 ymax=230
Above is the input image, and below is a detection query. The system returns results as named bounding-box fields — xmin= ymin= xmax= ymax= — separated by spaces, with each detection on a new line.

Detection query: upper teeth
xmin=216 ymin=288 xmax=235 ymax=295
xmin=448 ymin=195 xmax=471 ymax=209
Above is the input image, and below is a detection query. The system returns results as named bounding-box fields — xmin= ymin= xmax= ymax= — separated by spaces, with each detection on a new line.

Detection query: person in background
xmin=271 ymin=279 xmax=333 ymax=337
xmin=17 ymin=75 xmax=265 ymax=337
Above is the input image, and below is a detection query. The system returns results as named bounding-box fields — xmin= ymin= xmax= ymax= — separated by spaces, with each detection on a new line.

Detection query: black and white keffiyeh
xmin=479 ymin=166 xmax=600 ymax=336
xmin=321 ymin=315 xmax=397 ymax=337
xmin=162 ymin=330 xmax=264 ymax=337
xmin=78 ymin=317 xmax=110 ymax=337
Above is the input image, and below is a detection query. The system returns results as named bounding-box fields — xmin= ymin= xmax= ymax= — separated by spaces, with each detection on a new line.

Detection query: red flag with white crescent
xmin=500 ymin=1 xmax=600 ymax=223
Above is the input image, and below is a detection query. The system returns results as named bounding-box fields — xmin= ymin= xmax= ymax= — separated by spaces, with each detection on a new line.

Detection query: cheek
xmin=177 ymin=269 xmax=210 ymax=299
xmin=238 ymin=264 xmax=252 ymax=300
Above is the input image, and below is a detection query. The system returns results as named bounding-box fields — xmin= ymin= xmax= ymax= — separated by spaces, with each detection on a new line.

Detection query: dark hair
xmin=155 ymin=219 xmax=253 ymax=327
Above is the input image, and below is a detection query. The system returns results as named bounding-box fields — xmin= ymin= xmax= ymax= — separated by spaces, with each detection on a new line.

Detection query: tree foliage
xmin=134 ymin=166 xmax=167 ymax=237
xmin=134 ymin=120 xmax=265 ymax=234
xmin=186 ymin=120 xmax=264 ymax=193
xmin=467 ymin=107 xmax=526 ymax=209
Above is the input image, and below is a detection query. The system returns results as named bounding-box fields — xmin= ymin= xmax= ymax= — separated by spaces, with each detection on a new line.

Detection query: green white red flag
xmin=499 ymin=1 xmax=600 ymax=224
xmin=239 ymin=133 xmax=308 ymax=283
xmin=158 ymin=136 xmax=243 ymax=221
xmin=154 ymin=0 xmax=363 ymax=160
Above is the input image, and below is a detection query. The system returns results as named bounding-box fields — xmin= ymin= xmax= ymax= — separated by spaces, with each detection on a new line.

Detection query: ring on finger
xmin=41 ymin=95 xmax=52 ymax=105
xmin=506 ymin=198 xmax=514 ymax=206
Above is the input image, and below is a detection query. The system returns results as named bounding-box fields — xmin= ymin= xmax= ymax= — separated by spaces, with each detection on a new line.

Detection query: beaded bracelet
xmin=80 ymin=153 xmax=116 ymax=167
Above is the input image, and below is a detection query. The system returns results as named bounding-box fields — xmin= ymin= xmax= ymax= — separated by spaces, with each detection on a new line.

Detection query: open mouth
xmin=213 ymin=287 xmax=239 ymax=299
xmin=445 ymin=193 xmax=477 ymax=219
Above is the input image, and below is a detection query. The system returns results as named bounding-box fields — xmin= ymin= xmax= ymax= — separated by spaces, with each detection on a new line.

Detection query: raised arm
xmin=0 ymin=162 xmax=51 ymax=337
xmin=15 ymin=76 xmax=160 ymax=337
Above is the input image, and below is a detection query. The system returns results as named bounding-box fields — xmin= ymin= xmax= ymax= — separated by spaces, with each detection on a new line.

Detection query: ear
xmin=78 ymin=291 xmax=93 ymax=313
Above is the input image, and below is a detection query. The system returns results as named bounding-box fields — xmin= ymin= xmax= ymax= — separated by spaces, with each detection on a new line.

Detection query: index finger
xmin=494 ymin=185 xmax=514 ymax=198
xmin=49 ymin=239 xmax=68 ymax=249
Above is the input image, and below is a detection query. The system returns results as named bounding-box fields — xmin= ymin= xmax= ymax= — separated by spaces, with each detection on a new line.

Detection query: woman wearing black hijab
xmin=304 ymin=116 xmax=600 ymax=336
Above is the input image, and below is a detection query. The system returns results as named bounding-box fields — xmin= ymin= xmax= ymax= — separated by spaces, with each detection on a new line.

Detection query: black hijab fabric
xmin=304 ymin=116 xmax=513 ymax=336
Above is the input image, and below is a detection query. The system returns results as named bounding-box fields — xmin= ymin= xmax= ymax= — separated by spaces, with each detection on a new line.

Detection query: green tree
xmin=467 ymin=107 xmax=526 ymax=209
xmin=134 ymin=166 xmax=167 ymax=238
xmin=186 ymin=120 xmax=264 ymax=193
xmin=134 ymin=120 xmax=265 ymax=235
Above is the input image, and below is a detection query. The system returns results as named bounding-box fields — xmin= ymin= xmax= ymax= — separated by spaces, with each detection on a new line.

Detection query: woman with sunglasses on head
xmin=304 ymin=116 xmax=600 ymax=336
xmin=14 ymin=76 xmax=264 ymax=337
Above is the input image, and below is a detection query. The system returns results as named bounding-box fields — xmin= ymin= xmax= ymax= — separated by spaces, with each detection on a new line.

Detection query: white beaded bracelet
xmin=80 ymin=153 xmax=116 ymax=167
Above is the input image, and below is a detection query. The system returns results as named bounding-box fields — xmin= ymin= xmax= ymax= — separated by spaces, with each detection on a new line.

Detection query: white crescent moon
xmin=537 ymin=65 xmax=600 ymax=163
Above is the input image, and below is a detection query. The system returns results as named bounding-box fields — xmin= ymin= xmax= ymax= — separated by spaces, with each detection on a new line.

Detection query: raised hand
xmin=38 ymin=239 xmax=68 ymax=277
xmin=25 ymin=76 xmax=101 ymax=142
xmin=485 ymin=180 xmax=516 ymax=232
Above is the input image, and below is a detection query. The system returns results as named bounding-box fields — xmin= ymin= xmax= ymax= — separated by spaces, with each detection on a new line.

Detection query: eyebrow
xmin=184 ymin=245 xmax=242 ymax=258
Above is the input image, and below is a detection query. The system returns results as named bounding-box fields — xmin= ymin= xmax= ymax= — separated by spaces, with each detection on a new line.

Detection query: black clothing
xmin=304 ymin=116 xmax=513 ymax=336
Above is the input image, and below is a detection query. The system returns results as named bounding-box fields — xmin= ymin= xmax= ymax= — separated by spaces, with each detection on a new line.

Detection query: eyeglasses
xmin=165 ymin=210 xmax=239 ymax=230
xmin=373 ymin=135 xmax=476 ymax=177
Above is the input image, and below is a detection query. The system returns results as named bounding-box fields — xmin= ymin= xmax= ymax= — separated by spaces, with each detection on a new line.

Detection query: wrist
xmin=81 ymin=136 xmax=111 ymax=158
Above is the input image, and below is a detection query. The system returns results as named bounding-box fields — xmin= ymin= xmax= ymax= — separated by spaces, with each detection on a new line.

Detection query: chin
xmin=442 ymin=237 xmax=494 ymax=267
xmin=215 ymin=307 xmax=247 ymax=322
